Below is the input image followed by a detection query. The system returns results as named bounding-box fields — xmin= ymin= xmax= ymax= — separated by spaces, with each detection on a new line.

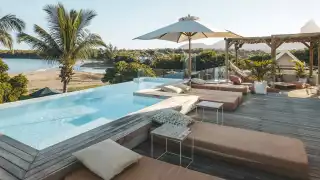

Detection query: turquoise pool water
xmin=0 ymin=78 xmax=179 ymax=150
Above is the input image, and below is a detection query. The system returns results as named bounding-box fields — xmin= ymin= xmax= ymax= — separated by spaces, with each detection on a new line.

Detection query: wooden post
xmin=225 ymin=39 xmax=229 ymax=80
xmin=271 ymin=38 xmax=277 ymax=86
xmin=235 ymin=44 xmax=238 ymax=67
xmin=309 ymin=42 xmax=314 ymax=78
xmin=318 ymin=45 xmax=320 ymax=85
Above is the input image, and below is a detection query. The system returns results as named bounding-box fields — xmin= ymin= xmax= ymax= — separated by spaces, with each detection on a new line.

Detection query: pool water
xmin=0 ymin=78 xmax=179 ymax=149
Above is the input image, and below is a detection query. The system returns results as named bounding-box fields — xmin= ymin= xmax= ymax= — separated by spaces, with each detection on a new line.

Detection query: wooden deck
xmin=0 ymin=112 xmax=157 ymax=180
xmin=1 ymin=93 xmax=319 ymax=180
xmin=134 ymin=94 xmax=320 ymax=180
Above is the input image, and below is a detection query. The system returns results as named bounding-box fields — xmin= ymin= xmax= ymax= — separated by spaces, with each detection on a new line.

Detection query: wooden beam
xmin=275 ymin=41 xmax=284 ymax=49
xmin=302 ymin=42 xmax=310 ymax=48
xmin=225 ymin=40 xmax=229 ymax=81
xmin=228 ymin=41 xmax=235 ymax=49
xmin=309 ymin=42 xmax=314 ymax=78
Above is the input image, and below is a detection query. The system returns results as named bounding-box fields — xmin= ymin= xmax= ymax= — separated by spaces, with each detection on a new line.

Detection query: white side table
xmin=196 ymin=101 xmax=224 ymax=125
xmin=151 ymin=123 xmax=194 ymax=167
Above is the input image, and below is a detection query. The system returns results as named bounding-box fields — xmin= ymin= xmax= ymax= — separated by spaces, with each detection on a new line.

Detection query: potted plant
xmin=291 ymin=60 xmax=307 ymax=83
xmin=245 ymin=59 xmax=273 ymax=94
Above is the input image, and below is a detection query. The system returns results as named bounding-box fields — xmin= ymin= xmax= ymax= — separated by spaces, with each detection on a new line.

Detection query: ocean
xmin=2 ymin=58 xmax=106 ymax=74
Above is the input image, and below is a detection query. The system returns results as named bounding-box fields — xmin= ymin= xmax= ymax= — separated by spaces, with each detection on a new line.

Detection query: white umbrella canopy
xmin=134 ymin=15 xmax=241 ymax=78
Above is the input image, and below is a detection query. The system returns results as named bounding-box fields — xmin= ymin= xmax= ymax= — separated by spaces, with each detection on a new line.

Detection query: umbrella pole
xmin=188 ymin=37 xmax=192 ymax=80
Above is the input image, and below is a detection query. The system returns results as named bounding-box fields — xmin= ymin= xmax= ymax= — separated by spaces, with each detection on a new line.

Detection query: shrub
xmin=244 ymin=59 xmax=274 ymax=81
xmin=102 ymin=61 xmax=156 ymax=83
xmin=0 ymin=58 xmax=28 ymax=103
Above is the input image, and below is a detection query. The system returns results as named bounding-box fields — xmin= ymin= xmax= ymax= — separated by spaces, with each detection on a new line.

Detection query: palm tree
xmin=0 ymin=14 xmax=25 ymax=50
xmin=18 ymin=3 xmax=106 ymax=92
xmin=104 ymin=43 xmax=117 ymax=64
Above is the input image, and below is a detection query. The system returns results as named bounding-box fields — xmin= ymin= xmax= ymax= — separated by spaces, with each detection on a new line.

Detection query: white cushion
xmin=161 ymin=85 xmax=183 ymax=94
xmin=73 ymin=139 xmax=142 ymax=180
xmin=191 ymin=78 xmax=206 ymax=84
xmin=173 ymin=84 xmax=191 ymax=92
xmin=150 ymin=109 xmax=194 ymax=126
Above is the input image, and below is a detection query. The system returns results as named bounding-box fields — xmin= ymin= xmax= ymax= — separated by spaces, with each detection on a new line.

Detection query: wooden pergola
xmin=224 ymin=32 xmax=320 ymax=85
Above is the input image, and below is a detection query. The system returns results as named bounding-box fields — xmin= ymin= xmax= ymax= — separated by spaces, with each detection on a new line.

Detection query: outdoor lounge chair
xmin=65 ymin=155 xmax=224 ymax=180
xmin=186 ymin=122 xmax=308 ymax=179
xmin=134 ymin=88 xmax=243 ymax=111
xmin=191 ymin=83 xmax=250 ymax=95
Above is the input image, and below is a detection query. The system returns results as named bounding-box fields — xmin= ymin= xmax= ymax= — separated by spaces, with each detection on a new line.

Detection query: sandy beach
xmin=10 ymin=69 xmax=105 ymax=92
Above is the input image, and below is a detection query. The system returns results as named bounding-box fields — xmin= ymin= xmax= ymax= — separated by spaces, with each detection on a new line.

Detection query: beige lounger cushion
xmin=188 ymin=122 xmax=308 ymax=179
xmin=191 ymin=83 xmax=249 ymax=94
xmin=173 ymin=83 xmax=191 ymax=92
xmin=161 ymin=85 xmax=183 ymax=94
xmin=65 ymin=156 xmax=223 ymax=180
xmin=191 ymin=78 xmax=206 ymax=84
xmin=150 ymin=109 xmax=193 ymax=126
xmin=73 ymin=139 xmax=142 ymax=180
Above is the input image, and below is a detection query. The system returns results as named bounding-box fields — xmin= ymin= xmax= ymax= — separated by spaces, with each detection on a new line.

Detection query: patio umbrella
xmin=134 ymin=15 xmax=241 ymax=78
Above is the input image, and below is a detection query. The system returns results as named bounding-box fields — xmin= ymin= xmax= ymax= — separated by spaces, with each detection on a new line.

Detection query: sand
xmin=10 ymin=69 xmax=105 ymax=92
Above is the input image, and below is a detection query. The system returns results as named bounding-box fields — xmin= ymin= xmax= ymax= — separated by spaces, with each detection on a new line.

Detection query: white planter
xmin=254 ymin=81 xmax=267 ymax=94
xmin=298 ymin=78 xmax=307 ymax=83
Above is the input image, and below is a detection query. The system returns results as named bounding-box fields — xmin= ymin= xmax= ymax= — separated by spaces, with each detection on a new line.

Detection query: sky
xmin=1 ymin=0 xmax=320 ymax=50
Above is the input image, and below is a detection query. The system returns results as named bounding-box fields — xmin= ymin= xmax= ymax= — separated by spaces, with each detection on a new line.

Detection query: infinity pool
xmin=0 ymin=78 xmax=180 ymax=150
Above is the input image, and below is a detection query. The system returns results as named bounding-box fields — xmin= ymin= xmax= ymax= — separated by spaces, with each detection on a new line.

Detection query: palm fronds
xmin=18 ymin=3 xmax=105 ymax=92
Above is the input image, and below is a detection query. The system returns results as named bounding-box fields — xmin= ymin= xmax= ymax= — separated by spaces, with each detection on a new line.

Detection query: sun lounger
xmin=187 ymin=122 xmax=308 ymax=179
xmin=134 ymin=88 xmax=243 ymax=111
xmin=64 ymin=156 xmax=224 ymax=180
xmin=191 ymin=83 xmax=250 ymax=94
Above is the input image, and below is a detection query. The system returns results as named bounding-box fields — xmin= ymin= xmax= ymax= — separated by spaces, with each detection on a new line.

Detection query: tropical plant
xmin=0 ymin=58 xmax=28 ymax=103
xmin=244 ymin=59 xmax=273 ymax=81
xmin=17 ymin=3 xmax=106 ymax=92
xmin=291 ymin=59 xmax=307 ymax=78
xmin=104 ymin=43 xmax=118 ymax=64
xmin=102 ymin=61 xmax=156 ymax=83
xmin=0 ymin=14 xmax=25 ymax=50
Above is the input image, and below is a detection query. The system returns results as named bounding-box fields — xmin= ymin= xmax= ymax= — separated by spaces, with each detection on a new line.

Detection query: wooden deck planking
xmin=135 ymin=94 xmax=320 ymax=180
xmin=26 ymin=112 xmax=155 ymax=180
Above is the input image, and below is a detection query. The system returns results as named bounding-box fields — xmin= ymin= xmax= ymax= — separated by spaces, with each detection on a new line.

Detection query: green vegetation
xmin=0 ymin=50 xmax=40 ymax=59
xmin=244 ymin=59 xmax=274 ymax=81
xmin=102 ymin=61 xmax=155 ymax=83
xmin=0 ymin=14 xmax=25 ymax=50
xmin=291 ymin=59 xmax=307 ymax=78
xmin=18 ymin=3 xmax=106 ymax=93
xmin=0 ymin=58 xmax=28 ymax=103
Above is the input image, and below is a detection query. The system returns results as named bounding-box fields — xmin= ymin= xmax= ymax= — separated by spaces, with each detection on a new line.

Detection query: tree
xmin=0 ymin=58 xmax=28 ymax=103
xmin=104 ymin=43 xmax=118 ymax=64
xmin=102 ymin=61 xmax=156 ymax=83
xmin=0 ymin=14 xmax=25 ymax=50
xmin=18 ymin=3 xmax=106 ymax=92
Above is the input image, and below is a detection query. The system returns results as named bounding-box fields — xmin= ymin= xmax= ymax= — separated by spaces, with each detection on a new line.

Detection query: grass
xmin=67 ymin=84 xmax=103 ymax=92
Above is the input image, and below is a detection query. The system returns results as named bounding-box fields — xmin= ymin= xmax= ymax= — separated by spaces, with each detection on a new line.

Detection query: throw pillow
xmin=150 ymin=109 xmax=193 ymax=126
xmin=229 ymin=75 xmax=242 ymax=85
xmin=73 ymin=139 xmax=142 ymax=180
